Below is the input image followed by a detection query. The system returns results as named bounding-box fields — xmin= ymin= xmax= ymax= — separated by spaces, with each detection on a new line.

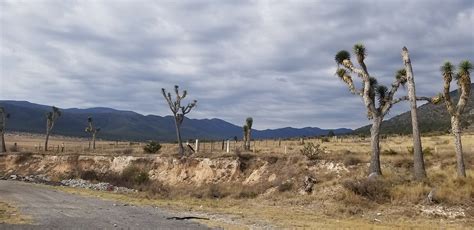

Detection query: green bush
xmin=300 ymin=143 xmax=323 ymax=160
xmin=382 ymin=148 xmax=398 ymax=155
xmin=143 ymin=141 xmax=161 ymax=154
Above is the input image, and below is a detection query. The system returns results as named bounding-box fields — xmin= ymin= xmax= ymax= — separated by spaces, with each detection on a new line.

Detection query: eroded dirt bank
xmin=0 ymin=153 xmax=348 ymax=190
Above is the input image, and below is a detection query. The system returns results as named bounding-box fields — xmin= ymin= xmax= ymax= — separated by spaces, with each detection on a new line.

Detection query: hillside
xmin=354 ymin=84 xmax=474 ymax=135
xmin=0 ymin=100 xmax=351 ymax=141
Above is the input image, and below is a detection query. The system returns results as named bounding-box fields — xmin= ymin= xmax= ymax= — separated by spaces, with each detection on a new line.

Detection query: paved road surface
xmin=0 ymin=180 xmax=210 ymax=229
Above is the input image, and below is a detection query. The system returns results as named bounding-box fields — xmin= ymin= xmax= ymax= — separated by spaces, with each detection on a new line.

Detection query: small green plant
xmin=344 ymin=156 xmax=362 ymax=166
xmin=80 ymin=170 xmax=98 ymax=181
xmin=143 ymin=141 xmax=161 ymax=154
xmin=407 ymin=146 xmax=434 ymax=156
xmin=300 ymin=143 xmax=323 ymax=160
xmin=382 ymin=148 xmax=398 ymax=155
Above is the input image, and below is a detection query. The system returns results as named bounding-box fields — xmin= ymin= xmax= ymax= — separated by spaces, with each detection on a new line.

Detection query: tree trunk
xmin=0 ymin=132 xmax=6 ymax=153
xmin=92 ymin=133 xmax=96 ymax=150
xmin=402 ymin=47 xmax=427 ymax=180
xmin=45 ymin=131 xmax=50 ymax=152
xmin=246 ymin=130 xmax=251 ymax=150
xmin=174 ymin=118 xmax=184 ymax=156
xmin=451 ymin=116 xmax=466 ymax=177
xmin=369 ymin=116 xmax=383 ymax=175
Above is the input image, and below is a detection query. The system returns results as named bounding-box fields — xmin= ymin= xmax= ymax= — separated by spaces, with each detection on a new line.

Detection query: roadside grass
xmin=0 ymin=201 xmax=30 ymax=224
xmin=53 ymin=185 xmax=472 ymax=229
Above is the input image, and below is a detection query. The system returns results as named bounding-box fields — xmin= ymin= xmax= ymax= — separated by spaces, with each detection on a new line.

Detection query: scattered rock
xmin=301 ymin=176 xmax=317 ymax=194
xmin=60 ymin=179 xmax=137 ymax=193
xmin=420 ymin=205 xmax=465 ymax=219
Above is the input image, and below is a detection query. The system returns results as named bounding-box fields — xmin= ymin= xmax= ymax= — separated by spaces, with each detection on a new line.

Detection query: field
xmin=5 ymin=132 xmax=474 ymax=157
xmin=1 ymin=132 xmax=473 ymax=228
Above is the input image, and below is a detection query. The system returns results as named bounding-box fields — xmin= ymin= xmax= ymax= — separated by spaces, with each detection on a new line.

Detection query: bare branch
xmin=391 ymin=96 xmax=434 ymax=105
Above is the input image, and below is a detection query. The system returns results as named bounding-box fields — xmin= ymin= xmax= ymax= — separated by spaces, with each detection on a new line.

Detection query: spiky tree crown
xmin=335 ymin=50 xmax=350 ymax=65
xmin=353 ymin=43 xmax=366 ymax=62
xmin=245 ymin=117 xmax=253 ymax=129
xmin=458 ymin=60 xmax=472 ymax=76
xmin=441 ymin=62 xmax=455 ymax=81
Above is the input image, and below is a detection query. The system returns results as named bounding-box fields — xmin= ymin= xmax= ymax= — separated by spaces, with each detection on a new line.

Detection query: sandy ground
xmin=0 ymin=180 xmax=210 ymax=230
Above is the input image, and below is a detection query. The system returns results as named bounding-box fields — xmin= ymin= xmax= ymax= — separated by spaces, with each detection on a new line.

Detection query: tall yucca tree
xmin=162 ymin=85 xmax=197 ymax=156
xmin=440 ymin=60 xmax=472 ymax=177
xmin=0 ymin=107 xmax=10 ymax=153
xmin=243 ymin=117 xmax=253 ymax=150
xmin=85 ymin=117 xmax=101 ymax=150
xmin=401 ymin=47 xmax=427 ymax=181
xmin=45 ymin=106 xmax=61 ymax=151
xmin=335 ymin=44 xmax=433 ymax=176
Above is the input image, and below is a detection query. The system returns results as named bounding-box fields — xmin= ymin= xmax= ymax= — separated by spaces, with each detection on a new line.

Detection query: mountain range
xmin=0 ymin=100 xmax=352 ymax=141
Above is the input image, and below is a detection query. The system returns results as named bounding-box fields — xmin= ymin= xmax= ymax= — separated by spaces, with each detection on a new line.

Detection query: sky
xmin=1 ymin=0 xmax=473 ymax=130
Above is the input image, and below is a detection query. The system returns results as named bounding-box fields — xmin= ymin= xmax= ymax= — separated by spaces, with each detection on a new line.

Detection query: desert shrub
xmin=392 ymin=157 xmax=413 ymax=169
xmin=264 ymin=156 xmax=278 ymax=164
xmin=382 ymin=149 xmax=398 ymax=155
xmin=122 ymin=148 xmax=134 ymax=155
xmin=300 ymin=143 xmax=323 ymax=160
xmin=321 ymin=137 xmax=330 ymax=142
xmin=80 ymin=170 xmax=98 ymax=181
xmin=407 ymin=146 xmax=434 ymax=156
xmin=277 ymin=181 xmax=294 ymax=192
xmin=207 ymin=184 xmax=228 ymax=199
xmin=343 ymin=156 xmax=362 ymax=166
xmin=14 ymin=152 xmax=32 ymax=164
xmin=100 ymin=165 xmax=150 ymax=188
xmin=135 ymin=172 xmax=149 ymax=184
xmin=342 ymin=178 xmax=390 ymax=202
xmin=121 ymin=165 xmax=149 ymax=185
xmin=143 ymin=141 xmax=161 ymax=154
xmin=423 ymin=147 xmax=434 ymax=156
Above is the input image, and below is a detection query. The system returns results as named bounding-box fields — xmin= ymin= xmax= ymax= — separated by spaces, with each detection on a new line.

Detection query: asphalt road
xmin=0 ymin=180 xmax=211 ymax=230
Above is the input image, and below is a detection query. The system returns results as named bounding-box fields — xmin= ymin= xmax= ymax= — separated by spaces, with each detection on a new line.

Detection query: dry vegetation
xmin=2 ymin=132 xmax=473 ymax=228
xmin=0 ymin=201 xmax=30 ymax=225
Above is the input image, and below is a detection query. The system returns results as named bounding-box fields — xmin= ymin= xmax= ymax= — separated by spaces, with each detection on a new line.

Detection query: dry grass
xmin=52 ymin=185 xmax=472 ymax=229
xmin=0 ymin=201 xmax=30 ymax=224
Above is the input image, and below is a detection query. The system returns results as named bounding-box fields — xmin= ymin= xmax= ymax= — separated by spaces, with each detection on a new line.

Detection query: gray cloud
xmin=1 ymin=0 xmax=473 ymax=129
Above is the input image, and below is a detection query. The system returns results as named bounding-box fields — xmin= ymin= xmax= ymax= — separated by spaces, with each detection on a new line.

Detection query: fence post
xmin=226 ymin=140 xmax=230 ymax=153
xmin=195 ymin=139 xmax=199 ymax=153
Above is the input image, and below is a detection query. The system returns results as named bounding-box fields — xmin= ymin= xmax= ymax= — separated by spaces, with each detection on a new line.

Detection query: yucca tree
xmin=335 ymin=44 xmax=433 ymax=176
xmin=85 ymin=117 xmax=101 ymax=150
xmin=439 ymin=60 xmax=472 ymax=177
xmin=243 ymin=117 xmax=253 ymax=150
xmin=45 ymin=106 xmax=61 ymax=151
xmin=0 ymin=107 xmax=10 ymax=153
xmin=401 ymin=47 xmax=427 ymax=181
xmin=162 ymin=85 xmax=197 ymax=156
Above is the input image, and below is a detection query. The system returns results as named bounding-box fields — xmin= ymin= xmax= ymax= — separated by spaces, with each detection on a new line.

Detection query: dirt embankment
xmin=0 ymin=153 xmax=348 ymax=191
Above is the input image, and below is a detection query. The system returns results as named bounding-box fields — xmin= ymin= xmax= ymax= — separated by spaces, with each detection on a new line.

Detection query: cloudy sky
xmin=1 ymin=0 xmax=473 ymax=129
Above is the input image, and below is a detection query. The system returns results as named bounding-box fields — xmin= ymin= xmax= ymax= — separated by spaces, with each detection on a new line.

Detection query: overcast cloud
xmin=1 ymin=0 xmax=473 ymax=129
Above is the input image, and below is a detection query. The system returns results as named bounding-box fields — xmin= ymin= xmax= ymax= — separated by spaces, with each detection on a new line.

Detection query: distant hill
xmin=354 ymin=84 xmax=474 ymax=135
xmin=0 ymin=100 xmax=352 ymax=141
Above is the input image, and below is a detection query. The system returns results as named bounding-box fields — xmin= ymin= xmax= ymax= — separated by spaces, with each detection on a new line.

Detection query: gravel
xmin=3 ymin=174 xmax=136 ymax=193
xmin=60 ymin=178 xmax=137 ymax=193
